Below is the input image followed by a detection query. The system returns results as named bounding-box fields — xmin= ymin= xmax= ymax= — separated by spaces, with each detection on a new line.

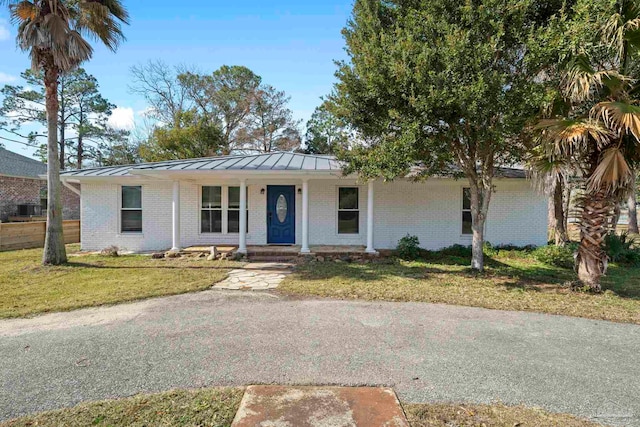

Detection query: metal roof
xmin=59 ymin=151 xmax=527 ymax=179
xmin=0 ymin=147 xmax=47 ymax=178
xmin=60 ymin=152 xmax=343 ymax=177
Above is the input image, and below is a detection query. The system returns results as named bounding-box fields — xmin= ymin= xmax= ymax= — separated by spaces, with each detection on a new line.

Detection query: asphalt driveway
xmin=1 ymin=291 xmax=639 ymax=426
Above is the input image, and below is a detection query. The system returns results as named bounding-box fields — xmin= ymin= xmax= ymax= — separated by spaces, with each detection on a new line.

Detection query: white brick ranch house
xmin=59 ymin=152 xmax=547 ymax=253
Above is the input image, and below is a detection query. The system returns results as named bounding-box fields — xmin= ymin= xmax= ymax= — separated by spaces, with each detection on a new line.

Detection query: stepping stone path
xmin=232 ymin=385 xmax=410 ymax=427
xmin=213 ymin=262 xmax=292 ymax=290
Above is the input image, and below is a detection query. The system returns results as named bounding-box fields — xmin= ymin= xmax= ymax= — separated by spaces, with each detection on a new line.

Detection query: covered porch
xmin=137 ymin=153 xmax=379 ymax=255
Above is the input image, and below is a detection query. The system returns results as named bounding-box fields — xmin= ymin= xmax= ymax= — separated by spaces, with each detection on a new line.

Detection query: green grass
xmin=0 ymin=388 xmax=245 ymax=427
xmin=0 ymin=245 xmax=241 ymax=319
xmin=404 ymin=402 xmax=602 ymax=427
xmin=279 ymin=251 xmax=640 ymax=324
xmin=0 ymin=388 xmax=601 ymax=427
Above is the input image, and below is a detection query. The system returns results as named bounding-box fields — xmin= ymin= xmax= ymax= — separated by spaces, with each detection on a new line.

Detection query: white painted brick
xmin=80 ymin=177 xmax=547 ymax=252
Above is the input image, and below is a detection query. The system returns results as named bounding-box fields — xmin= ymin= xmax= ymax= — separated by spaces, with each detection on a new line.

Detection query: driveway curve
xmin=0 ymin=291 xmax=639 ymax=426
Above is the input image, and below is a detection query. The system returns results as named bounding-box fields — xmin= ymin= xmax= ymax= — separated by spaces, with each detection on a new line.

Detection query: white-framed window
xmin=227 ymin=186 xmax=248 ymax=233
xmin=121 ymin=185 xmax=142 ymax=233
xmin=462 ymin=187 xmax=472 ymax=235
xmin=338 ymin=187 xmax=359 ymax=234
xmin=201 ymin=186 xmax=222 ymax=233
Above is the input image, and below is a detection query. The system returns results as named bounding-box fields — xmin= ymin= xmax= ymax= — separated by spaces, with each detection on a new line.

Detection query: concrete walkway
xmin=213 ymin=262 xmax=292 ymax=290
xmin=232 ymin=385 xmax=409 ymax=427
xmin=0 ymin=291 xmax=639 ymax=426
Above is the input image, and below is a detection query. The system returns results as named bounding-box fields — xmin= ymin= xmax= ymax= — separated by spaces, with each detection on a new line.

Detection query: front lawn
xmin=0 ymin=245 xmax=240 ymax=319
xmin=279 ymin=251 xmax=640 ymax=324
xmin=0 ymin=387 xmax=601 ymax=427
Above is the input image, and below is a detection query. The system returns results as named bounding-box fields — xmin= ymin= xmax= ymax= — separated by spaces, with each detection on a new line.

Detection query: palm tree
xmin=531 ymin=0 xmax=640 ymax=291
xmin=3 ymin=0 xmax=128 ymax=265
xmin=529 ymin=152 xmax=572 ymax=246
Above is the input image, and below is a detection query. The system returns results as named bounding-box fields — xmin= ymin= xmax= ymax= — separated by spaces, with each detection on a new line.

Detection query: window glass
xmin=227 ymin=187 xmax=247 ymax=233
xmin=122 ymin=186 xmax=142 ymax=209
xmin=462 ymin=188 xmax=472 ymax=235
xmin=201 ymin=186 xmax=222 ymax=233
xmin=121 ymin=210 xmax=142 ymax=232
xmin=338 ymin=187 xmax=358 ymax=210
xmin=228 ymin=187 xmax=240 ymax=209
xmin=202 ymin=186 xmax=222 ymax=209
xmin=462 ymin=211 xmax=472 ymax=235
xmin=338 ymin=211 xmax=359 ymax=234
xmin=462 ymin=188 xmax=471 ymax=210
xmin=201 ymin=210 xmax=222 ymax=233
xmin=338 ymin=187 xmax=359 ymax=234
xmin=121 ymin=186 xmax=142 ymax=232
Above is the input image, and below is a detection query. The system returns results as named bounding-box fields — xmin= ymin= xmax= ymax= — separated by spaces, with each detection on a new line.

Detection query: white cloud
xmin=108 ymin=107 xmax=135 ymax=131
xmin=0 ymin=72 xmax=17 ymax=84
xmin=0 ymin=19 xmax=10 ymax=41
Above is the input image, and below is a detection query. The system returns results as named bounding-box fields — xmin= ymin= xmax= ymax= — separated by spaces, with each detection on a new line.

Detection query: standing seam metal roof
xmin=59 ymin=152 xmax=343 ymax=177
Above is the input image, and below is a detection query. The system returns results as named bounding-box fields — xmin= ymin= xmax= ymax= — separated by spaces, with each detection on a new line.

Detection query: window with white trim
xmin=462 ymin=188 xmax=472 ymax=235
xmin=338 ymin=187 xmax=359 ymax=234
xmin=121 ymin=186 xmax=142 ymax=232
xmin=201 ymin=186 xmax=222 ymax=233
xmin=227 ymin=186 xmax=248 ymax=233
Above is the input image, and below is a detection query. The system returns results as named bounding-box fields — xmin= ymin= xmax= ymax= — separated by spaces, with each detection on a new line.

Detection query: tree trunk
xmin=563 ymin=183 xmax=571 ymax=237
xmin=77 ymin=133 xmax=84 ymax=170
xmin=59 ymin=120 xmax=65 ymax=169
xmin=469 ymin=182 xmax=491 ymax=272
xmin=548 ymin=193 xmax=555 ymax=242
xmin=576 ymin=190 xmax=611 ymax=292
xmin=628 ymin=170 xmax=638 ymax=234
xmin=553 ymin=177 xmax=569 ymax=245
xmin=611 ymin=203 xmax=621 ymax=234
xmin=43 ymin=63 xmax=67 ymax=266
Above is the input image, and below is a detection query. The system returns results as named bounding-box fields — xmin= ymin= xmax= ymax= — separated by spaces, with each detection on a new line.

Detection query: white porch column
xmin=301 ymin=178 xmax=310 ymax=254
xmin=366 ymin=180 xmax=376 ymax=253
xmin=238 ymin=179 xmax=247 ymax=254
xmin=171 ymin=180 xmax=181 ymax=252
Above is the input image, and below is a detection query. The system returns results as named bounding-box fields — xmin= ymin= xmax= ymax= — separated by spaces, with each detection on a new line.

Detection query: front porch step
xmin=247 ymin=255 xmax=300 ymax=262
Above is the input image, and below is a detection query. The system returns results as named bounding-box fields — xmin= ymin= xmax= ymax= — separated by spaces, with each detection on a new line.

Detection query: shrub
xmin=396 ymin=234 xmax=421 ymax=260
xmin=437 ymin=244 xmax=472 ymax=258
xmin=605 ymin=232 xmax=640 ymax=265
xmin=532 ymin=244 xmax=577 ymax=269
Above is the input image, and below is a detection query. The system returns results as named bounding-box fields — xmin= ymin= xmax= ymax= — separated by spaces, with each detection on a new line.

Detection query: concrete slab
xmin=231 ymin=385 xmax=409 ymax=427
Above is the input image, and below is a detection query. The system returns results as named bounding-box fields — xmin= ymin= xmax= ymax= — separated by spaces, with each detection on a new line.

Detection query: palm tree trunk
xmin=42 ymin=63 xmax=67 ymax=266
xmin=553 ymin=177 xmax=569 ymax=245
xmin=628 ymin=170 xmax=638 ymax=234
xmin=576 ymin=190 xmax=611 ymax=292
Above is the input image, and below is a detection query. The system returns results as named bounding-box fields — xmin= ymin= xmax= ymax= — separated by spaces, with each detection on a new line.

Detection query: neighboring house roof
xmin=0 ymin=147 xmax=47 ymax=178
xmin=59 ymin=151 xmax=527 ymax=179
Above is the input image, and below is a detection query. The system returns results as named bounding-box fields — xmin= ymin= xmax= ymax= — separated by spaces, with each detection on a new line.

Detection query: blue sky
xmin=0 ymin=0 xmax=353 ymax=157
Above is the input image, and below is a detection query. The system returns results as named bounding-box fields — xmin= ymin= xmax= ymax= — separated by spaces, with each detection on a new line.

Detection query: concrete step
xmin=247 ymin=255 xmax=299 ymax=262
xmin=232 ymin=385 xmax=409 ymax=427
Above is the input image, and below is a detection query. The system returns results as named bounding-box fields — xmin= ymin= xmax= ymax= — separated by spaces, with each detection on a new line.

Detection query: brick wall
xmin=80 ymin=178 xmax=548 ymax=252
xmin=0 ymin=175 xmax=80 ymax=222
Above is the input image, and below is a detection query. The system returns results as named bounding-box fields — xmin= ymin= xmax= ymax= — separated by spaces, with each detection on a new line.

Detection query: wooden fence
xmin=0 ymin=220 xmax=80 ymax=251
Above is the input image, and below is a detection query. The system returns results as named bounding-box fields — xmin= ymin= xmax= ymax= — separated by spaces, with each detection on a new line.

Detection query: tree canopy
xmin=0 ymin=68 xmax=128 ymax=169
xmin=130 ymin=62 xmax=301 ymax=160
xmin=333 ymin=0 xmax=556 ymax=270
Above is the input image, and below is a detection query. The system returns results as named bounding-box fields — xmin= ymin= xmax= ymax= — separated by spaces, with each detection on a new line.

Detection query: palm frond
xmin=563 ymin=54 xmax=629 ymax=102
xmin=526 ymin=148 xmax=572 ymax=194
xmin=592 ymin=101 xmax=640 ymax=141
xmin=588 ymin=147 xmax=633 ymax=194
xmin=9 ymin=0 xmax=36 ymax=22
xmin=535 ymin=118 xmax=613 ymax=155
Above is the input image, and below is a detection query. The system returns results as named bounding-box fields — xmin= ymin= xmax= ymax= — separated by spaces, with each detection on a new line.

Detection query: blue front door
xmin=267 ymin=185 xmax=295 ymax=244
